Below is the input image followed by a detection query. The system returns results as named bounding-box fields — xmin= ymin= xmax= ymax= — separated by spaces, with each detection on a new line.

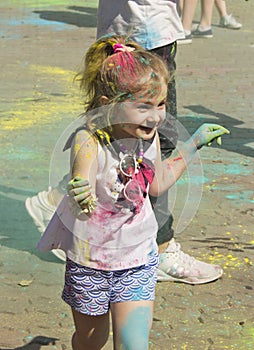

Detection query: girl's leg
xmin=110 ymin=300 xmax=154 ymax=350
xmin=71 ymin=308 xmax=110 ymax=350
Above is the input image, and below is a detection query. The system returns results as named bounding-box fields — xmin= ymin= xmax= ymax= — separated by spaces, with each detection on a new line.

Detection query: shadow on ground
xmin=0 ymin=336 xmax=59 ymax=350
xmin=0 ymin=185 xmax=62 ymax=263
xmin=181 ymin=104 xmax=254 ymax=158
xmin=34 ymin=6 xmax=97 ymax=28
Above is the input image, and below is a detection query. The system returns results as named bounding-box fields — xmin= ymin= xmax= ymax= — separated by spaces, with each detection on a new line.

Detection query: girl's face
xmin=111 ymin=83 xmax=167 ymax=141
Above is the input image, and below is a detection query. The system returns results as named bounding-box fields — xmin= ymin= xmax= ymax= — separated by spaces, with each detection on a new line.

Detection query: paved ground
xmin=0 ymin=1 xmax=253 ymax=349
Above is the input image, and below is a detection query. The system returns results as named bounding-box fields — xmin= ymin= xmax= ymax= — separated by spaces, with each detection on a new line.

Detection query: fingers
xmin=205 ymin=124 xmax=230 ymax=147
xmin=74 ymin=191 xmax=92 ymax=204
xmin=206 ymin=124 xmax=230 ymax=135
xmin=210 ymin=128 xmax=229 ymax=142
xmin=67 ymin=177 xmax=89 ymax=190
xmin=75 ymin=191 xmax=96 ymax=211
xmin=67 ymin=176 xmax=97 ymax=214
xmin=67 ymin=177 xmax=92 ymax=202
xmin=69 ymin=185 xmax=91 ymax=197
xmin=220 ymin=126 xmax=230 ymax=135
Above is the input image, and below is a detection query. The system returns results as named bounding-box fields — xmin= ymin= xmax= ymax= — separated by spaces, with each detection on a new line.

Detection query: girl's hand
xmin=192 ymin=123 xmax=230 ymax=149
xmin=67 ymin=176 xmax=97 ymax=213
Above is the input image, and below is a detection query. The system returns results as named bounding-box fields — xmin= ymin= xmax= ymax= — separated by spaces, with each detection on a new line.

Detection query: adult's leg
xmin=110 ymin=300 xmax=154 ymax=350
xmin=71 ymin=308 xmax=110 ymax=350
xmin=151 ymin=42 xmax=177 ymax=122
xmin=150 ymin=42 xmax=178 ymax=248
xmin=215 ymin=0 xmax=242 ymax=29
xmin=181 ymin=0 xmax=199 ymax=32
xmin=215 ymin=0 xmax=227 ymax=17
xmin=177 ymin=0 xmax=184 ymax=16
xmin=191 ymin=1 xmax=214 ymax=41
xmin=149 ymin=42 xmax=223 ymax=284
xmin=199 ymin=0 xmax=215 ymax=28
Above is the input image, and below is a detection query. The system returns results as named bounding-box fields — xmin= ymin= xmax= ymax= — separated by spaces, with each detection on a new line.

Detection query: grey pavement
xmin=0 ymin=1 xmax=253 ymax=349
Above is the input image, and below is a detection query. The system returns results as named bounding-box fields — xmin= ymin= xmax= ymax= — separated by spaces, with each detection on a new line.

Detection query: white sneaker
xmin=219 ymin=14 xmax=242 ymax=29
xmin=177 ymin=34 xmax=192 ymax=45
xmin=158 ymin=239 xmax=223 ymax=284
xmin=25 ymin=191 xmax=66 ymax=262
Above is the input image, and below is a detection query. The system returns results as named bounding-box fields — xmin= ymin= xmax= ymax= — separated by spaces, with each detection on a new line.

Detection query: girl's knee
xmin=121 ymin=336 xmax=149 ymax=350
xmin=71 ymin=310 xmax=110 ymax=350
xmin=72 ymin=331 xmax=108 ymax=350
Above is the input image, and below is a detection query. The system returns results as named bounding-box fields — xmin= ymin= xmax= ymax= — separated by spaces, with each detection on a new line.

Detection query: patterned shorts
xmin=62 ymin=254 xmax=159 ymax=316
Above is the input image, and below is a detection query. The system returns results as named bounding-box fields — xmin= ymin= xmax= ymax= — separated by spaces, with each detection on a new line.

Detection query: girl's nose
xmin=148 ymin=108 xmax=159 ymax=121
xmin=148 ymin=107 xmax=164 ymax=123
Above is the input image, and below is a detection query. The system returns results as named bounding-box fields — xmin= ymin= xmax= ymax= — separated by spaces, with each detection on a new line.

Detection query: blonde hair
xmin=76 ymin=35 xmax=170 ymax=112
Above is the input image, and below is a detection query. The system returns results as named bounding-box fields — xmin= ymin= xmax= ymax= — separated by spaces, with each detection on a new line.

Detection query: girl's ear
xmin=100 ymin=95 xmax=109 ymax=105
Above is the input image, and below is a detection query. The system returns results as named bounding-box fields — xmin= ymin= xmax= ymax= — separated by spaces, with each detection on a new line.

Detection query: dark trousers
xmin=150 ymin=42 xmax=178 ymax=245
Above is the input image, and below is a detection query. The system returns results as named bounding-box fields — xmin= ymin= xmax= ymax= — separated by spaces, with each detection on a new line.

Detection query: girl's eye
xmin=137 ymin=104 xmax=151 ymax=110
xmin=158 ymin=100 xmax=166 ymax=108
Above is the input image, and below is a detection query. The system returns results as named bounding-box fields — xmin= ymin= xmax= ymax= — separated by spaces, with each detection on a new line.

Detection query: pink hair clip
xmin=113 ymin=43 xmax=135 ymax=54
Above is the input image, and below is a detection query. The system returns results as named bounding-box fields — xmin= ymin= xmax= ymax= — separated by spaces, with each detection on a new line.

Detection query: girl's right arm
xmin=67 ymin=129 xmax=98 ymax=218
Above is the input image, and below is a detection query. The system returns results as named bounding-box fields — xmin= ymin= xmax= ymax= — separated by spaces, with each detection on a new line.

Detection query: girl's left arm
xmin=149 ymin=133 xmax=190 ymax=196
xmin=149 ymin=123 xmax=230 ymax=196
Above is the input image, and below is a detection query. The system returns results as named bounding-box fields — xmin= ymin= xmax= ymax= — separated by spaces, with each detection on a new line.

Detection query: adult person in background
xmin=26 ymin=0 xmax=223 ymax=285
xmin=178 ymin=0 xmax=241 ymax=44
xmin=178 ymin=0 xmax=215 ymax=44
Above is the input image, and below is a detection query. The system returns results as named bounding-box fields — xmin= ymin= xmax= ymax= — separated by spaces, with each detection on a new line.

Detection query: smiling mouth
xmin=139 ymin=125 xmax=156 ymax=133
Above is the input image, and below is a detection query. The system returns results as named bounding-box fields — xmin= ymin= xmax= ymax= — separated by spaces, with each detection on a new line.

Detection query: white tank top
xmin=37 ymin=137 xmax=159 ymax=270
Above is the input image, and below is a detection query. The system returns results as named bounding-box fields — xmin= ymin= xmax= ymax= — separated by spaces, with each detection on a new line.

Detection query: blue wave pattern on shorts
xmin=62 ymin=255 xmax=158 ymax=315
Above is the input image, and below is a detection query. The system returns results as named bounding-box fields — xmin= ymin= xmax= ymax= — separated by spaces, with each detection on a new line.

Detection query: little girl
xmin=37 ymin=35 xmax=229 ymax=350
